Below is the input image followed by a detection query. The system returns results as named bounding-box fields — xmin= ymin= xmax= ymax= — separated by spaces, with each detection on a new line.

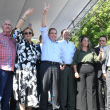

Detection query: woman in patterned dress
xmin=13 ymin=8 xmax=40 ymax=110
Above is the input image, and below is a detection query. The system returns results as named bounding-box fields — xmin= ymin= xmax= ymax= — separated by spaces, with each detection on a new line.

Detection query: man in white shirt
xmin=59 ymin=29 xmax=76 ymax=110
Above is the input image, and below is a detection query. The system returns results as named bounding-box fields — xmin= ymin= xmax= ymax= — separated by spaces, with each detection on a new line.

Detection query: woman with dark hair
xmin=73 ymin=36 xmax=102 ymax=110
xmin=13 ymin=8 xmax=40 ymax=110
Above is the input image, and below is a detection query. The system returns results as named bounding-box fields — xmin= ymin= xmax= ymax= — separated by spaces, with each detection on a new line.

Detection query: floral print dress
xmin=13 ymin=28 xmax=40 ymax=107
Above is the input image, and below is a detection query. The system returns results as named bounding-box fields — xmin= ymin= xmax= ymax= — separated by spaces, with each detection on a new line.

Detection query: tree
xmin=70 ymin=0 xmax=110 ymax=47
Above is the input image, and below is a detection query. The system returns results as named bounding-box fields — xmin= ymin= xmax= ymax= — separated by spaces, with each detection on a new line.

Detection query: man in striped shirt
xmin=0 ymin=20 xmax=16 ymax=110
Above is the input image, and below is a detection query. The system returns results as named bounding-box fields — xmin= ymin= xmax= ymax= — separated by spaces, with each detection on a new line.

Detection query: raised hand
xmin=24 ymin=8 xmax=34 ymax=17
xmin=43 ymin=2 xmax=50 ymax=14
xmin=16 ymin=8 xmax=34 ymax=29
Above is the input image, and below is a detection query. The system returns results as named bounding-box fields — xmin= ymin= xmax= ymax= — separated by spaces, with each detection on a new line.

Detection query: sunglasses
xmin=24 ymin=32 xmax=32 ymax=35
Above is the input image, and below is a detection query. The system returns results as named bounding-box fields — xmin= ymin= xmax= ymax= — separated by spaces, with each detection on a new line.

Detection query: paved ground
xmin=0 ymin=102 xmax=52 ymax=110
xmin=0 ymin=91 xmax=52 ymax=110
xmin=0 ymin=104 xmax=52 ymax=110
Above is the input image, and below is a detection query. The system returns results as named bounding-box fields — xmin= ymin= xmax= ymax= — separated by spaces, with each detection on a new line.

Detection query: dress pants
xmin=39 ymin=62 xmax=60 ymax=110
xmin=0 ymin=69 xmax=13 ymax=110
xmin=106 ymin=70 xmax=110 ymax=110
xmin=76 ymin=64 xmax=97 ymax=110
xmin=59 ymin=66 xmax=75 ymax=110
xmin=96 ymin=74 xmax=107 ymax=110
xmin=10 ymin=90 xmax=17 ymax=110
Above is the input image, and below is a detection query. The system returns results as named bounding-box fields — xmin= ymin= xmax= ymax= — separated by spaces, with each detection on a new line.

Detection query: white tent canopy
xmin=0 ymin=0 xmax=99 ymax=40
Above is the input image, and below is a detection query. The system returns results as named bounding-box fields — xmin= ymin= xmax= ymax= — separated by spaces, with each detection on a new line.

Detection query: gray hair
xmin=78 ymin=36 xmax=93 ymax=52
xmin=1 ymin=19 xmax=13 ymax=27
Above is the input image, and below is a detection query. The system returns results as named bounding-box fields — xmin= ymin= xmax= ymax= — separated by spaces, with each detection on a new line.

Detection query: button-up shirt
xmin=59 ymin=40 xmax=76 ymax=64
xmin=73 ymin=49 xmax=99 ymax=65
xmin=101 ymin=46 xmax=106 ymax=52
xmin=40 ymin=27 xmax=61 ymax=62
xmin=0 ymin=32 xmax=16 ymax=71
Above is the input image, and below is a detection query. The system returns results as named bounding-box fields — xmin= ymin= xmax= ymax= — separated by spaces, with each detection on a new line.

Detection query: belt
xmin=82 ymin=64 xmax=90 ymax=65
xmin=78 ymin=63 xmax=93 ymax=66
xmin=66 ymin=64 xmax=71 ymax=66
xmin=42 ymin=61 xmax=59 ymax=65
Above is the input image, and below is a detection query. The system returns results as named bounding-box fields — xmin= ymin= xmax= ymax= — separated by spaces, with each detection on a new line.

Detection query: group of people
xmin=0 ymin=3 xmax=110 ymax=110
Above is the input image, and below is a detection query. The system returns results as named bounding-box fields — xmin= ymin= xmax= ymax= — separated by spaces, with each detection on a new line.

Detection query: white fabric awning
xmin=0 ymin=0 xmax=99 ymax=40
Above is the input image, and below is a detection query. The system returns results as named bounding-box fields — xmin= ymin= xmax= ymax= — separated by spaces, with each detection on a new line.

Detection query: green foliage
xmin=31 ymin=39 xmax=39 ymax=45
xmin=70 ymin=35 xmax=79 ymax=47
xmin=70 ymin=0 xmax=110 ymax=48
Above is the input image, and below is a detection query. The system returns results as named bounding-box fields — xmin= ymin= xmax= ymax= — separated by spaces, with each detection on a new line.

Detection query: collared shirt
xmin=40 ymin=26 xmax=61 ymax=62
xmin=101 ymin=46 xmax=106 ymax=52
xmin=0 ymin=32 xmax=16 ymax=71
xmin=73 ymin=49 xmax=99 ymax=65
xmin=59 ymin=40 xmax=76 ymax=64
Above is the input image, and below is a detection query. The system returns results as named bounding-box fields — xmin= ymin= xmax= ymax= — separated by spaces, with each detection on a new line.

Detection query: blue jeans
xmin=0 ymin=69 xmax=13 ymax=110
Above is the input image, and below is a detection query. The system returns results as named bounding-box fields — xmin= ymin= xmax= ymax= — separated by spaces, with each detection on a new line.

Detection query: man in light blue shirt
xmin=40 ymin=26 xmax=61 ymax=62
xmin=39 ymin=3 xmax=61 ymax=110
xmin=58 ymin=29 xmax=76 ymax=110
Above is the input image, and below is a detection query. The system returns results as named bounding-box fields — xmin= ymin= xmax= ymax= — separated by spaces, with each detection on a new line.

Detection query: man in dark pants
xmin=39 ymin=3 xmax=62 ymax=110
xmin=58 ymin=29 xmax=76 ymax=110
xmin=94 ymin=36 xmax=107 ymax=110
xmin=102 ymin=44 xmax=110 ymax=110
xmin=36 ymin=35 xmax=42 ymax=102
xmin=10 ymin=91 xmax=17 ymax=110
xmin=0 ymin=20 xmax=16 ymax=110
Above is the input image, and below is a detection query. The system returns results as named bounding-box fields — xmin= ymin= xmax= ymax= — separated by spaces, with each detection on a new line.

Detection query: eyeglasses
xmin=24 ymin=32 xmax=32 ymax=35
